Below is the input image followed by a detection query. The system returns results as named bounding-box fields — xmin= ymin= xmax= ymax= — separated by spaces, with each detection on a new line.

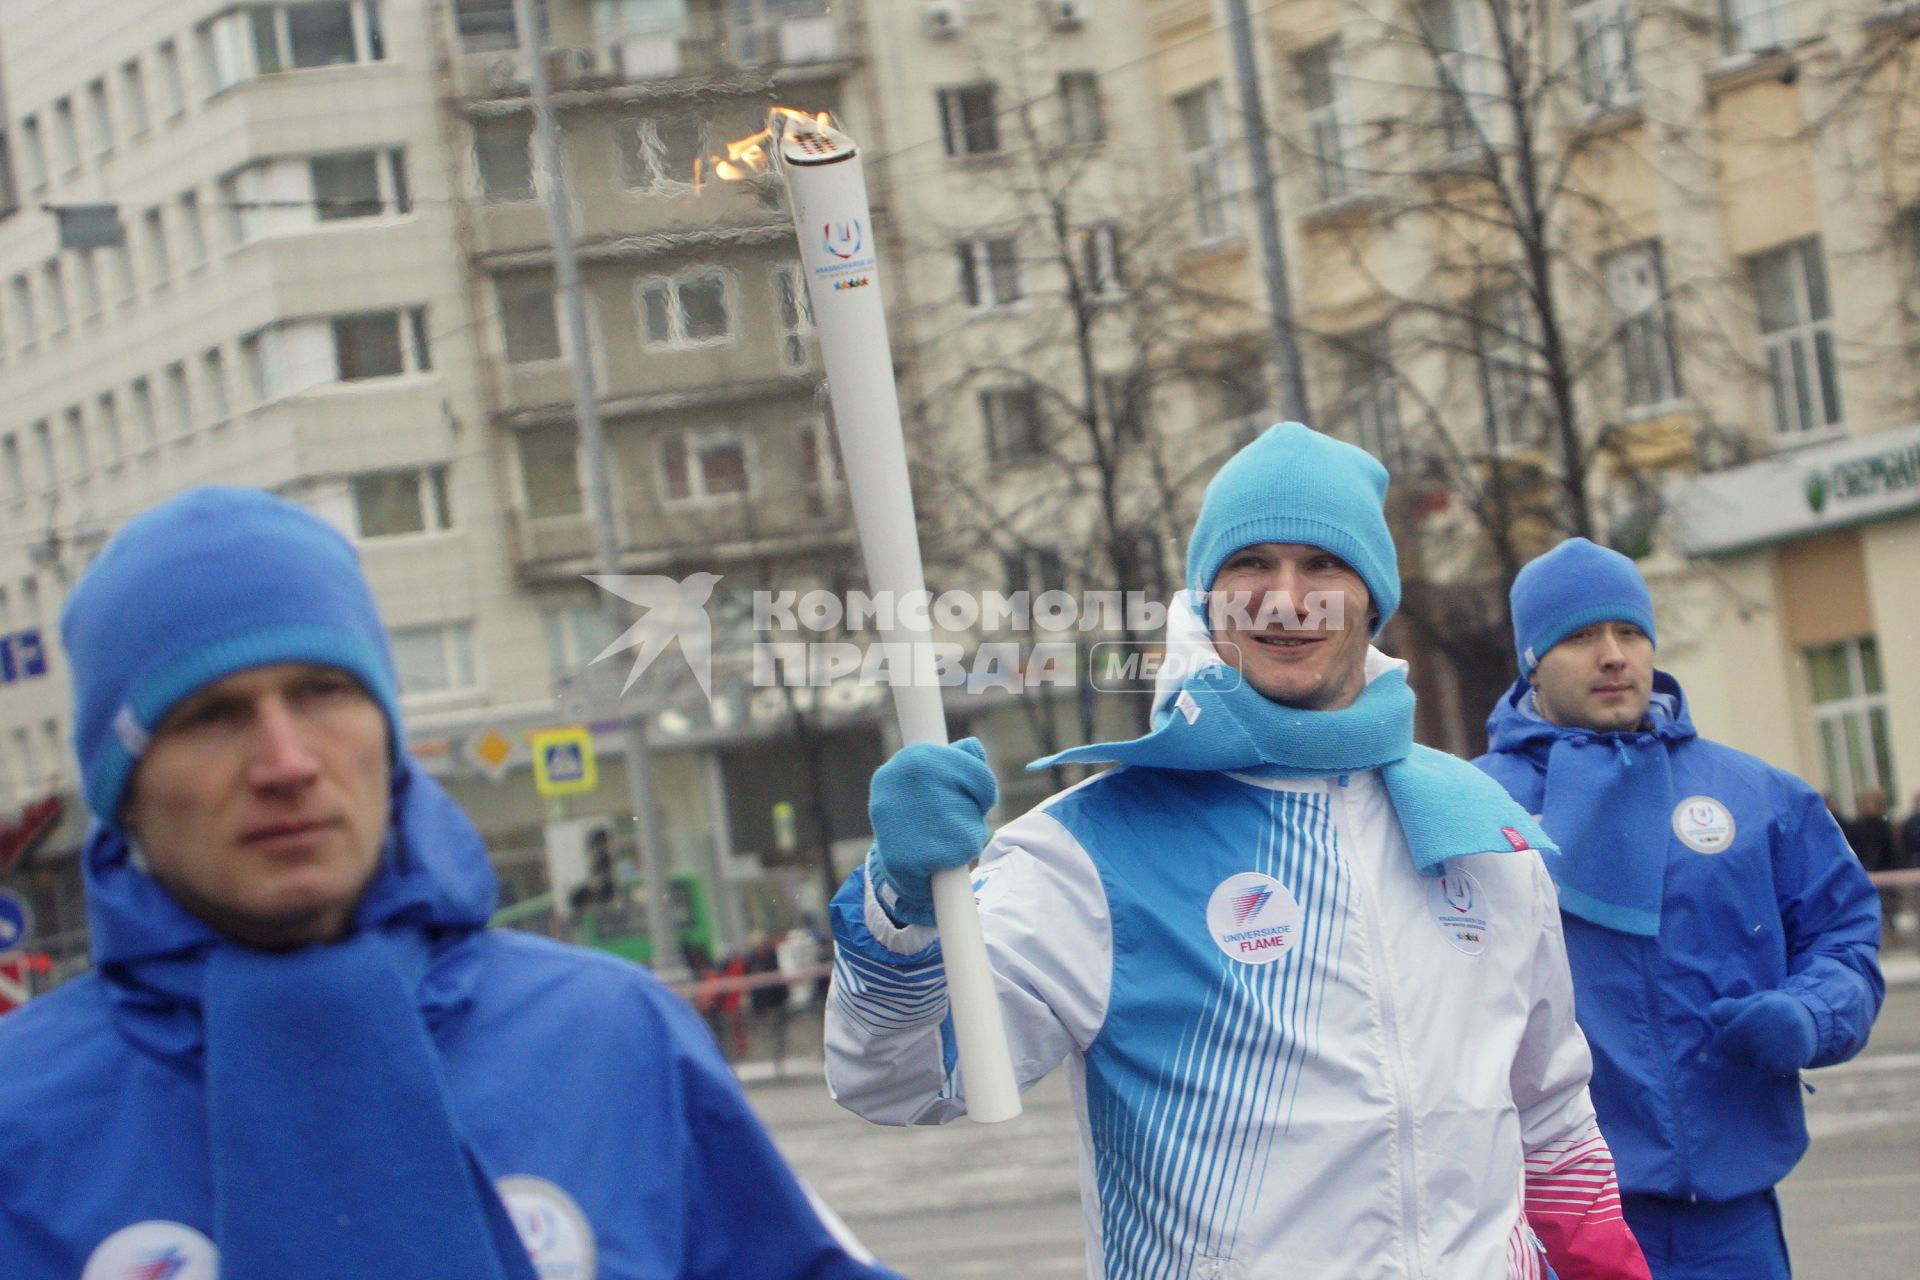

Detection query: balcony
xmin=508 ymin=495 xmax=853 ymax=583
xmin=451 ymin=5 xmax=845 ymax=102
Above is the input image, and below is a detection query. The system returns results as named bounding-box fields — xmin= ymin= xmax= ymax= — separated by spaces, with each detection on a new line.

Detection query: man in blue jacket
xmin=0 ymin=486 xmax=894 ymax=1280
xmin=1475 ymin=537 xmax=1884 ymax=1280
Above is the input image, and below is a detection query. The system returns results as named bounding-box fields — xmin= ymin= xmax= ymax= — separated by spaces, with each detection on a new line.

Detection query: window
xmin=158 ymin=40 xmax=187 ymax=118
xmin=130 ymin=377 xmax=158 ymax=448
xmin=52 ymin=98 xmax=79 ymax=175
xmin=143 ymin=207 xmax=171 ymax=287
xmin=1099 ymin=372 xmax=1145 ymax=443
xmin=179 ymin=192 xmax=208 ymax=267
xmin=1474 ymin=288 xmax=1543 ymax=449
xmin=121 ymin=59 xmax=151 ymax=137
xmin=454 ymin=0 xmax=540 ymax=52
xmin=637 ymin=269 xmax=732 ymax=347
xmin=96 ymin=392 xmax=124 ymax=461
xmin=390 ymin=623 xmax=478 ymax=699
xmin=1003 ymin=546 xmax=1067 ymax=600
xmin=332 ymin=309 xmax=429 ymax=380
xmin=1175 ymin=84 xmax=1237 ymax=241
xmin=86 ymin=79 xmax=114 ymax=157
xmin=1330 ymin=327 xmax=1403 ymax=465
xmin=1603 ymin=243 xmax=1682 ymax=412
xmin=165 ymin=360 xmax=192 ymax=435
xmin=1721 ymin=0 xmax=1793 ymax=56
xmin=203 ymin=347 xmax=231 ymax=423
xmin=41 ymin=260 xmax=68 ymax=336
xmin=543 ymin=601 xmax=619 ymax=678
xmin=226 ymin=149 xmax=408 ymax=243
xmin=937 ymin=83 xmax=1000 ymax=157
xmin=351 ymin=468 xmax=452 ymax=538
xmin=957 ymin=236 xmax=1021 ymax=311
xmin=1297 ymin=43 xmax=1358 ymax=202
xmin=499 ymin=272 xmax=562 ymax=362
xmin=1077 ymin=223 xmax=1125 ymax=300
xmin=1571 ymin=0 xmax=1636 ymax=109
xmin=772 ymin=261 xmax=814 ymax=371
xmin=1808 ymin=637 xmax=1894 ymax=816
xmin=31 ymin=419 xmax=55 ymax=486
xmin=20 ymin=116 xmax=45 ymax=193
xmin=1421 ymin=0 xmax=1493 ymax=152
xmin=981 ymin=385 xmax=1043 ymax=460
xmin=202 ymin=2 xmax=384 ymax=88
xmin=1750 ymin=238 xmax=1842 ymax=436
xmin=312 ymin=151 xmax=382 ymax=219
xmin=8 ymin=274 xmax=36 ymax=350
xmin=1059 ymin=70 xmax=1104 ymax=145
xmin=63 ymin=407 xmax=90 ymax=476
xmin=658 ymin=429 xmax=749 ymax=500
xmin=475 ymin=120 xmax=535 ymax=202
xmin=74 ymin=249 xmax=102 ymax=319
xmin=617 ymin=115 xmax=705 ymax=194
xmin=519 ymin=426 xmax=583 ymax=518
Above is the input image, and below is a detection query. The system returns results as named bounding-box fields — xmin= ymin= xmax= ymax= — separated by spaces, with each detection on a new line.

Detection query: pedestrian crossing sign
xmin=530 ymin=726 xmax=598 ymax=797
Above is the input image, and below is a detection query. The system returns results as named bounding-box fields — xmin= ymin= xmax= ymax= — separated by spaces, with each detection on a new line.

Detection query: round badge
xmin=1671 ymin=795 xmax=1736 ymax=854
xmin=1427 ymin=869 xmax=1491 ymax=956
xmin=82 ymin=1221 xmax=218 ymax=1280
xmin=1206 ymin=872 xmax=1304 ymax=965
xmin=498 ymin=1176 xmax=597 ymax=1280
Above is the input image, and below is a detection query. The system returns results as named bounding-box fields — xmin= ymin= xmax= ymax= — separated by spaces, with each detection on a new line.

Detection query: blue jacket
xmin=1474 ymin=675 xmax=1884 ymax=1202
xmin=0 ymin=764 xmax=890 ymax=1279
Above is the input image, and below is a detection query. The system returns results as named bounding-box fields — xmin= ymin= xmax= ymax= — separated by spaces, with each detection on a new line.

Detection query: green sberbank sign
xmin=1669 ymin=422 xmax=1920 ymax=557
xmin=1803 ymin=438 xmax=1920 ymax=514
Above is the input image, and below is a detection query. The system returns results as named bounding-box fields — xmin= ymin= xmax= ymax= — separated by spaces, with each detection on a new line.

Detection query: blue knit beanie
xmin=1185 ymin=422 xmax=1400 ymax=632
xmin=1509 ymin=537 xmax=1658 ymax=674
xmin=61 ymin=486 xmax=406 ymax=827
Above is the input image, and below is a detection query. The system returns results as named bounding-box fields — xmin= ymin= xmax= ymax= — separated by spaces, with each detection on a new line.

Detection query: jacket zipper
xmin=1637 ymin=936 xmax=1692 ymax=1195
xmin=1334 ymin=777 xmax=1425 ymax=1279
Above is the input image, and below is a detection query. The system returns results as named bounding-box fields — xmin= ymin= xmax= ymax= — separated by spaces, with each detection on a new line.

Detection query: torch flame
xmin=696 ymin=107 xmax=835 ymax=191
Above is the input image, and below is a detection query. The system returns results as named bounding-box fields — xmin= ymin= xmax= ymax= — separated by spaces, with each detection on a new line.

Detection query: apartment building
xmin=0 ymin=0 xmax=526 ymax=965
xmin=1134 ymin=0 xmax=1920 ymax=803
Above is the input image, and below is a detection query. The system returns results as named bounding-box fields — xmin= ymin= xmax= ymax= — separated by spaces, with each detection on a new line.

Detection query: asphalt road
xmin=751 ymin=970 xmax=1920 ymax=1279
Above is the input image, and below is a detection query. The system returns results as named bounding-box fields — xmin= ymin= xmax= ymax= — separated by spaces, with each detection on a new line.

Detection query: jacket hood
xmin=1484 ymin=669 xmax=1696 ymax=761
xmin=85 ymin=758 xmax=499 ymax=973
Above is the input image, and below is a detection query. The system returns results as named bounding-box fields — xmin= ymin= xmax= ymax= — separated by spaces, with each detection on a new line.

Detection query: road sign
xmin=530 ymin=726 xmax=598 ymax=797
xmin=0 ymin=888 xmax=31 ymax=953
xmin=463 ymin=727 xmax=516 ymax=782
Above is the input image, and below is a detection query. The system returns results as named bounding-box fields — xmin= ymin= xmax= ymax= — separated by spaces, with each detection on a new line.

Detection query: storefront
xmin=1662 ymin=423 xmax=1920 ymax=816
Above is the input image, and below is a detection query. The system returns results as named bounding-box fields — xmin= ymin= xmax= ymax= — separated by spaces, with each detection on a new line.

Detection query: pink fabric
xmin=1522 ymin=1124 xmax=1652 ymax=1278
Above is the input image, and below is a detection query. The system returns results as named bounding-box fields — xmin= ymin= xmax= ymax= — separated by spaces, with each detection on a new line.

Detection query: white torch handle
xmin=781 ymin=125 xmax=1021 ymax=1124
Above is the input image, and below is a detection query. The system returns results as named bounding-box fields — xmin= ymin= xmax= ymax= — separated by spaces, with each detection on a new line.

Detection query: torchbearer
xmin=775 ymin=115 xmax=1022 ymax=1124
xmin=825 ymin=422 xmax=1653 ymax=1279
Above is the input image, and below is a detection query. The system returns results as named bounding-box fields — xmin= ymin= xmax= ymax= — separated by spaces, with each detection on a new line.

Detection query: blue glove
xmin=1708 ymin=991 xmax=1818 ymax=1076
xmin=867 ymin=737 xmax=998 ymax=927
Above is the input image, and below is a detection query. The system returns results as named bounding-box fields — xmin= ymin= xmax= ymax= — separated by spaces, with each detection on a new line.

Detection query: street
xmin=751 ymin=969 xmax=1920 ymax=1279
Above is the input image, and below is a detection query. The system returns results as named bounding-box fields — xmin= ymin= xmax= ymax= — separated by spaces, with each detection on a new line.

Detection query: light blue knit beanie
xmin=61 ymin=486 xmax=406 ymax=827
xmin=1185 ymin=422 xmax=1400 ymax=632
xmin=1509 ymin=536 xmax=1657 ymax=674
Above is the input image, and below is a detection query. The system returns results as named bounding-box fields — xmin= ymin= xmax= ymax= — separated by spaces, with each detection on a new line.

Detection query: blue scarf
xmin=1522 ymin=688 xmax=1676 ymax=937
xmin=1034 ymin=606 xmax=1551 ymax=875
xmin=86 ymin=763 xmax=538 ymax=1280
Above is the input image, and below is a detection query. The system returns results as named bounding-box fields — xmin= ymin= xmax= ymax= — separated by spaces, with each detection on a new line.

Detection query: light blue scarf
xmin=1033 ymin=600 xmax=1552 ymax=875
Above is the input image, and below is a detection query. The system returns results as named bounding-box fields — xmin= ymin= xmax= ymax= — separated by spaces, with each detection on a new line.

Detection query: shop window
xmin=1808 ymin=637 xmax=1895 ymax=816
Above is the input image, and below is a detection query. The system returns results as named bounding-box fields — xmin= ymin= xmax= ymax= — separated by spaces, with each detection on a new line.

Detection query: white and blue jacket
xmin=829 ymin=657 xmax=1647 ymax=1280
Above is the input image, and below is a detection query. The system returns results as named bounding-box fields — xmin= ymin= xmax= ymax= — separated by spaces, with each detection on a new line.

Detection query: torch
xmin=771 ymin=115 xmax=1021 ymax=1124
